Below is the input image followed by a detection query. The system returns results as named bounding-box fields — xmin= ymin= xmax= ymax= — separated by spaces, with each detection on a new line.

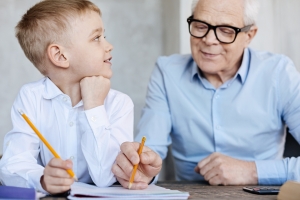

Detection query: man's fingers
xmin=197 ymin=154 xmax=213 ymax=169
xmin=208 ymin=175 xmax=223 ymax=186
xmin=199 ymin=157 xmax=219 ymax=176
xmin=203 ymin=166 xmax=218 ymax=181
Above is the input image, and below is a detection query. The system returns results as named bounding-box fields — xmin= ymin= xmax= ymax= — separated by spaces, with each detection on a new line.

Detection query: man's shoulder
xmin=249 ymin=48 xmax=292 ymax=68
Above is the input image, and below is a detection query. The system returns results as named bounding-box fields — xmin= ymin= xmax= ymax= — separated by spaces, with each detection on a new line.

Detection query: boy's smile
xmin=67 ymin=11 xmax=114 ymax=81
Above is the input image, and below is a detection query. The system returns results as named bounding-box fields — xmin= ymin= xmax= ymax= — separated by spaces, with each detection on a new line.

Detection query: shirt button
xmin=69 ymin=122 xmax=74 ymax=127
xmin=215 ymin=95 xmax=219 ymax=99
xmin=70 ymin=156 xmax=75 ymax=160
xmin=91 ymin=116 xmax=97 ymax=122
xmin=63 ymin=97 xmax=68 ymax=102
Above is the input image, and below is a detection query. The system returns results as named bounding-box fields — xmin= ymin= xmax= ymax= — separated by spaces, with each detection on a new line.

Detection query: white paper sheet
xmin=68 ymin=182 xmax=189 ymax=199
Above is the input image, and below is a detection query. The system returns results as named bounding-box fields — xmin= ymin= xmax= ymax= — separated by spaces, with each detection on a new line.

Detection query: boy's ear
xmin=47 ymin=44 xmax=69 ymax=69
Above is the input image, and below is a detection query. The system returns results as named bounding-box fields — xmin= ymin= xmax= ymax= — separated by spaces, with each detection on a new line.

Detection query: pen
xmin=18 ymin=109 xmax=78 ymax=181
xmin=128 ymin=136 xmax=146 ymax=189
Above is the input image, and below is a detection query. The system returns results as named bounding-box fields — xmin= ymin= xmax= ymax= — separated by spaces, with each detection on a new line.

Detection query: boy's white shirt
xmin=0 ymin=77 xmax=134 ymax=193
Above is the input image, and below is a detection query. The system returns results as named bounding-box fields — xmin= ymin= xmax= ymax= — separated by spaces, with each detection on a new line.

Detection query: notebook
xmin=0 ymin=185 xmax=36 ymax=200
xmin=68 ymin=182 xmax=189 ymax=199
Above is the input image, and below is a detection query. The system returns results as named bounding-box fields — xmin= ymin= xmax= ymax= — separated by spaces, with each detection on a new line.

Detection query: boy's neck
xmin=50 ymin=77 xmax=82 ymax=107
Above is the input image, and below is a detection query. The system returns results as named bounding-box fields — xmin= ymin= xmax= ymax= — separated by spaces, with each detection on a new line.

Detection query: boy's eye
xmin=94 ymin=35 xmax=101 ymax=41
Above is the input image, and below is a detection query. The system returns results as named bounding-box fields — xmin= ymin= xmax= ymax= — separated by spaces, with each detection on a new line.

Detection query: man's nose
xmin=203 ymin=29 xmax=219 ymax=44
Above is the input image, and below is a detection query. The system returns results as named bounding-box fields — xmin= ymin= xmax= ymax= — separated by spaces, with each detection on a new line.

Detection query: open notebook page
xmin=68 ymin=182 xmax=189 ymax=199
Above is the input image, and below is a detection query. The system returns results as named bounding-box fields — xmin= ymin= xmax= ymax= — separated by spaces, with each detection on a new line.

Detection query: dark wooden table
xmin=157 ymin=181 xmax=279 ymax=200
xmin=41 ymin=181 xmax=279 ymax=200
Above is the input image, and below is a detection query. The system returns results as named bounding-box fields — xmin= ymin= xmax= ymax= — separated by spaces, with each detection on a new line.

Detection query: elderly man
xmin=112 ymin=0 xmax=300 ymax=188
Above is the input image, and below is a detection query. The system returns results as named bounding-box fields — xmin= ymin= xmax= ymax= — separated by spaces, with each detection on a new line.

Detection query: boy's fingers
xmin=45 ymin=167 xmax=71 ymax=178
xmin=48 ymin=158 xmax=73 ymax=170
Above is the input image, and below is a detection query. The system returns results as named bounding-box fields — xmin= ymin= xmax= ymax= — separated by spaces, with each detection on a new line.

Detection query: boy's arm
xmin=0 ymin=87 xmax=47 ymax=193
xmin=79 ymin=94 xmax=134 ymax=187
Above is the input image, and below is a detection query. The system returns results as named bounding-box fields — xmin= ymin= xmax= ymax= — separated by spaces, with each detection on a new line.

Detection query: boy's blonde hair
xmin=16 ymin=0 xmax=101 ymax=75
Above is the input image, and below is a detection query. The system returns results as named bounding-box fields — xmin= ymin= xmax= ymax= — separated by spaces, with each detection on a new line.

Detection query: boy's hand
xmin=41 ymin=158 xmax=75 ymax=194
xmin=80 ymin=76 xmax=110 ymax=110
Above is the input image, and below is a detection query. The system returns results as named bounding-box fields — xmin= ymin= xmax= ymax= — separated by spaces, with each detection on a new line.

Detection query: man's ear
xmin=244 ymin=25 xmax=258 ymax=47
xmin=47 ymin=44 xmax=69 ymax=69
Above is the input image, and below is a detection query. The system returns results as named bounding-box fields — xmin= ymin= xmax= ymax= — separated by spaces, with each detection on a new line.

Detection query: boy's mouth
xmin=104 ymin=57 xmax=112 ymax=65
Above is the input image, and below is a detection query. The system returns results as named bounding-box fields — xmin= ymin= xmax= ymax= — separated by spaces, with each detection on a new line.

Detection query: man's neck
xmin=202 ymin=65 xmax=240 ymax=89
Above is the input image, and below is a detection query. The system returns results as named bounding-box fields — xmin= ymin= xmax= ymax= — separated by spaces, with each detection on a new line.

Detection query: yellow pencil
xmin=128 ymin=136 xmax=146 ymax=189
xmin=18 ymin=109 xmax=78 ymax=181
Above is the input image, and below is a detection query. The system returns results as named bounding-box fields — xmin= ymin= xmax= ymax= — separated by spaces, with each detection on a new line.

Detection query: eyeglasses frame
xmin=187 ymin=16 xmax=253 ymax=44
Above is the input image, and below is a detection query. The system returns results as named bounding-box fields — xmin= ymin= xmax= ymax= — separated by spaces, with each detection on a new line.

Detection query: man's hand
xmin=194 ymin=152 xmax=258 ymax=185
xmin=112 ymin=142 xmax=162 ymax=190
xmin=41 ymin=158 xmax=75 ymax=194
xmin=80 ymin=76 xmax=110 ymax=110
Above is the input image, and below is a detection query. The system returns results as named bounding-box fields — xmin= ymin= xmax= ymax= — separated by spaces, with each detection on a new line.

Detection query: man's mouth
xmin=200 ymin=50 xmax=221 ymax=58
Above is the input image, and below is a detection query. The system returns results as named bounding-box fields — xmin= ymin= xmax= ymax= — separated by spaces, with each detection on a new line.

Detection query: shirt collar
xmin=191 ymin=60 xmax=199 ymax=81
xmin=237 ymin=48 xmax=250 ymax=84
xmin=42 ymin=77 xmax=64 ymax=99
xmin=191 ymin=48 xmax=250 ymax=85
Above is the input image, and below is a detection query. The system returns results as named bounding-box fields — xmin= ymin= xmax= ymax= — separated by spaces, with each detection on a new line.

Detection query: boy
xmin=0 ymin=0 xmax=133 ymax=194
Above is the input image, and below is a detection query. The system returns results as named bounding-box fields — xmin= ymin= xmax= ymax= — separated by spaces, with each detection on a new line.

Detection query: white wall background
xmin=0 ymin=0 xmax=299 ymax=180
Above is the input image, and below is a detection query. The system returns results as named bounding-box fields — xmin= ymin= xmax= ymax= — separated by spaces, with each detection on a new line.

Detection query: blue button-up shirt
xmin=136 ymin=48 xmax=300 ymax=185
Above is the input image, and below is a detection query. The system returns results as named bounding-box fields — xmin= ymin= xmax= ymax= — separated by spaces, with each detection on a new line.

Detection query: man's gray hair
xmin=191 ymin=0 xmax=260 ymax=25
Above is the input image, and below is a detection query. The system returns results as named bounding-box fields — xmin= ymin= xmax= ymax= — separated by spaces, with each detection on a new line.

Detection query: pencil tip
xmin=74 ymin=175 xmax=78 ymax=182
xmin=128 ymin=183 xmax=132 ymax=189
xmin=17 ymin=109 xmax=24 ymax=115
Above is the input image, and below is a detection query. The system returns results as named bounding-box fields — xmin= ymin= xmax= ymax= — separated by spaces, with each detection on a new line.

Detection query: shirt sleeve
xmin=255 ymin=56 xmax=300 ymax=185
xmin=79 ymin=93 xmax=134 ymax=187
xmin=135 ymin=57 xmax=172 ymax=160
xmin=0 ymin=86 xmax=48 ymax=193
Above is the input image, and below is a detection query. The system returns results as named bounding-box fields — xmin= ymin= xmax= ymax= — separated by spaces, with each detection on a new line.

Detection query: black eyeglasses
xmin=187 ymin=16 xmax=253 ymax=44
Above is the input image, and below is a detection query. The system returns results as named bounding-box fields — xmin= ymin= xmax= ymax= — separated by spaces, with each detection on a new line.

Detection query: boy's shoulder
xmin=106 ymin=89 xmax=134 ymax=109
xmin=19 ymin=77 xmax=47 ymax=95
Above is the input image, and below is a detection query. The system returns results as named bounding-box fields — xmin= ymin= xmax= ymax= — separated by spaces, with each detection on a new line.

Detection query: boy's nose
xmin=106 ymin=41 xmax=113 ymax=52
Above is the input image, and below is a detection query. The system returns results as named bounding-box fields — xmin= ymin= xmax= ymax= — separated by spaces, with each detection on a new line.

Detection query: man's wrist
xmin=248 ymin=161 xmax=258 ymax=184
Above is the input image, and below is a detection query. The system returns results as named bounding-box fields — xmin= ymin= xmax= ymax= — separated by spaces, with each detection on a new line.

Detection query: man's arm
xmin=255 ymin=57 xmax=300 ymax=185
